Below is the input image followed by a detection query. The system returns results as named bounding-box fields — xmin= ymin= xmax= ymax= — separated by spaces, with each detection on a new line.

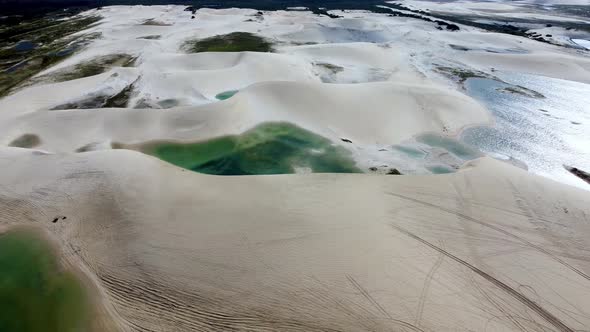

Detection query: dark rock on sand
xmin=446 ymin=24 xmax=460 ymax=31
xmin=8 ymin=133 xmax=41 ymax=148
xmin=564 ymin=165 xmax=590 ymax=185
xmin=387 ymin=168 xmax=402 ymax=175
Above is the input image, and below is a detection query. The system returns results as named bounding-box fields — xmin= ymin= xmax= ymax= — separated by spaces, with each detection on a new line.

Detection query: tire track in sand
xmin=387 ymin=192 xmax=590 ymax=283
xmin=389 ymin=223 xmax=573 ymax=332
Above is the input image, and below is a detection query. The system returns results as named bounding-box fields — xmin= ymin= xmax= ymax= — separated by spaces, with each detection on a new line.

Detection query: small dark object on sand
xmin=191 ymin=16 xmax=195 ymax=19
xmin=564 ymin=165 xmax=590 ymax=185
xmin=546 ymin=34 xmax=552 ymax=37
xmin=369 ymin=167 xmax=378 ymax=171
xmin=51 ymin=216 xmax=66 ymax=223
xmin=387 ymin=168 xmax=402 ymax=175
xmin=341 ymin=138 xmax=352 ymax=143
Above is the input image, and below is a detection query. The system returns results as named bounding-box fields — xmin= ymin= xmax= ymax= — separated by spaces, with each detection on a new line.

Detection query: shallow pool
xmin=215 ymin=90 xmax=239 ymax=100
xmin=0 ymin=229 xmax=90 ymax=332
xmin=142 ymin=122 xmax=361 ymax=175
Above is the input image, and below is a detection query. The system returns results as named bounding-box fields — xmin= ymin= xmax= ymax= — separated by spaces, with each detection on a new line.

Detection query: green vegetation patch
xmin=140 ymin=19 xmax=171 ymax=26
xmin=8 ymin=133 xmax=41 ymax=148
xmin=138 ymin=122 xmax=361 ymax=175
xmin=103 ymin=81 xmax=136 ymax=108
xmin=315 ymin=62 xmax=344 ymax=74
xmin=435 ymin=66 xmax=493 ymax=83
xmin=497 ymin=85 xmax=545 ymax=98
xmin=137 ymin=35 xmax=161 ymax=40
xmin=437 ymin=66 xmax=545 ymax=98
xmin=27 ymin=53 xmax=136 ymax=86
xmin=0 ymin=15 xmax=102 ymax=97
xmin=181 ymin=32 xmax=273 ymax=53
xmin=51 ymin=79 xmax=137 ymax=110
xmin=314 ymin=62 xmax=345 ymax=82
xmin=0 ymin=229 xmax=91 ymax=332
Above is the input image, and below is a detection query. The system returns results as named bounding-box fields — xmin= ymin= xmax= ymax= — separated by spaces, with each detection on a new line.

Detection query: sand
xmin=0 ymin=80 xmax=490 ymax=153
xmin=1 ymin=149 xmax=590 ymax=331
xmin=1 ymin=4 xmax=590 ymax=331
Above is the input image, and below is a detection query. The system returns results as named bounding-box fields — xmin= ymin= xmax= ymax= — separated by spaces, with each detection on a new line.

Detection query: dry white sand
xmin=0 ymin=80 xmax=490 ymax=152
xmin=1 ymin=149 xmax=590 ymax=331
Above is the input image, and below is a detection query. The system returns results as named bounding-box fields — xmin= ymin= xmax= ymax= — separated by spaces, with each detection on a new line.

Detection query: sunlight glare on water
xmin=461 ymin=73 xmax=590 ymax=189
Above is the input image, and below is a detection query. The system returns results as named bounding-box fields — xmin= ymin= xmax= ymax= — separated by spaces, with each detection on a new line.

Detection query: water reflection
xmin=461 ymin=73 xmax=590 ymax=188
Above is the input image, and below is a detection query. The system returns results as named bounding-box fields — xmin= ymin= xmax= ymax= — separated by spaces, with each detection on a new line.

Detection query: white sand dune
xmin=283 ymin=42 xmax=421 ymax=83
xmin=0 ymin=68 xmax=139 ymax=114
xmin=0 ymin=80 xmax=490 ymax=152
xmin=137 ymin=52 xmax=318 ymax=101
xmin=1 ymin=149 xmax=589 ymax=331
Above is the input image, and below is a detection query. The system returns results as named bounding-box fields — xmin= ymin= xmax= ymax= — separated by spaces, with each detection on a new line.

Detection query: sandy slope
xmin=1 ymin=148 xmax=589 ymax=331
xmin=0 ymin=68 xmax=139 ymax=114
xmin=135 ymin=52 xmax=318 ymax=102
xmin=0 ymin=80 xmax=490 ymax=153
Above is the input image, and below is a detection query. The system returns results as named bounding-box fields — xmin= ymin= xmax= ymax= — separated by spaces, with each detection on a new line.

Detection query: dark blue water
xmin=13 ymin=40 xmax=37 ymax=52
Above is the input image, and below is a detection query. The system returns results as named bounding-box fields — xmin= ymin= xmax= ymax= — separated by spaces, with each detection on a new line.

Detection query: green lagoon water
xmin=426 ymin=165 xmax=455 ymax=174
xmin=416 ymin=133 xmax=482 ymax=160
xmin=0 ymin=229 xmax=90 ymax=332
xmin=215 ymin=90 xmax=239 ymax=100
xmin=143 ymin=122 xmax=361 ymax=175
xmin=392 ymin=145 xmax=427 ymax=159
